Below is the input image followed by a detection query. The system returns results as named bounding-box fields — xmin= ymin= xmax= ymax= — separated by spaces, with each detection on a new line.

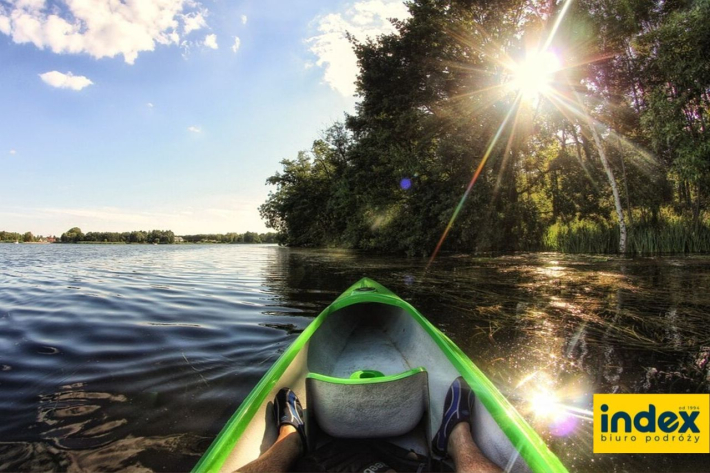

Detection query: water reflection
xmin=1 ymin=379 xmax=207 ymax=471
xmin=37 ymin=383 xmax=127 ymax=449
xmin=1 ymin=245 xmax=709 ymax=471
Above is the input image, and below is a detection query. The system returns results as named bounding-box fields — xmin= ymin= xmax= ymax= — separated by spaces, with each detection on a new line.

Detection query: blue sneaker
xmin=432 ymin=377 xmax=475 ymax=457
xmin=274 ymin=388 xmax=306 ymax=447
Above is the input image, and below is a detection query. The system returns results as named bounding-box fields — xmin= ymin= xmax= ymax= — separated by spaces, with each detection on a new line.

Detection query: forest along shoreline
xmin=260 ymin=1 xmax=710 ymax=257
xmin=0 ymin=228 xmax=278 ymax=245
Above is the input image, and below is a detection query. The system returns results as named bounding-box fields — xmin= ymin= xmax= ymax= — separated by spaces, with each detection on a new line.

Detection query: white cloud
xmin=147 ymin=102 xmax=154 ymax=108
xmin=241 ymin=14 xmax=247 ymax=25
xmin=1 ymin=191 xmax=269 ymax=235
xmin=15 ymin=1 xmax=46 ymax=10
xmin=203 ymin=33 xmax=218 ymax=49
xmin=12 ymin=198 xmax=269 ymax=235
xmin=9 ymin=149 xmax=16 ymax=155
xmin=0 ymin=1 xmax=210 ymax=64
xmin=231 ymin=36 xmax=241 ymax=53
xmin=182 ymin=10 xmax=207 ymax=35
xmin=39 ymin=71 xmax=93 ymax=90
xmin=307 ymin=0 xmax=410 ymax=96
xmin=187 ymin=126 xmax=202 ymax=133
xmin=0 ymin=14 xmax=9 ymax=35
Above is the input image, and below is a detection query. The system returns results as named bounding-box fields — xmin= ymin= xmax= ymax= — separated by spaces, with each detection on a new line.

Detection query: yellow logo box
xmin=593 ymin=394 xmax=709 ymax=453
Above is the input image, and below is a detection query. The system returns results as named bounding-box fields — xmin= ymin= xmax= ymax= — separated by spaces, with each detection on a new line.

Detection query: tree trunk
xmin=616 ymin=136 xmax=633 ymax=225
xmin=552 ymin=167 xmax=559 ymax=220
xmin=588 ymin=123 xmax=628 ymax=253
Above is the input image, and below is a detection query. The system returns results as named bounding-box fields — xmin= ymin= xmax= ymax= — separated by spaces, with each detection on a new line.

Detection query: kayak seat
xmin=306 ymin=367 xmax=429 ymax=439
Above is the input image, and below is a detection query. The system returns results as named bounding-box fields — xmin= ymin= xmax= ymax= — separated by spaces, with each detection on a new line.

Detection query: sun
xmin=530 ymin=391 xmax=561 ymax=419
xmin=510 ymin=50 xmax=561 ymax=101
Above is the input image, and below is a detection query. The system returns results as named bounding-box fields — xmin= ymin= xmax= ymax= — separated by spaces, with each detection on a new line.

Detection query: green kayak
xmin=193 ymin=278 xmax=566 ymax=473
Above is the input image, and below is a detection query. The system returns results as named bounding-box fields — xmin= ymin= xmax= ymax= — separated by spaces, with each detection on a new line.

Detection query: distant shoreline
xmin=1 ymin=241 xmax=277 ymax=245
xmin=1 ymin=228 xmax=278 ymax=245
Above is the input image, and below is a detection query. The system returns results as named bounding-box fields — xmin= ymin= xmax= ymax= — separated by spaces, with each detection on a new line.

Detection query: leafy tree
xmin=243 ymin=231 xmax=262 ymax=243
xmin=637 ymin=1 xmax=710 ymax=221
xmin=61 ymin=227 xmax=84 ymax=243
xmin=260 ymin=0 xmax=710 ymax=254
xmin=130 ymin=231 xmax=147 ymax=243
xmin=260 ymin=130 xmax=349 ymax=247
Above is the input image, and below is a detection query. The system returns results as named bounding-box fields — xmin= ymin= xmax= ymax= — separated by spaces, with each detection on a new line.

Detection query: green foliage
xmin=543 ymin=220 xmax=619 ymax=254
xmin=261 ymin=0 xmax=710 ymax=255
xmin=61 ymin=227 xmax=84 ymax=243
xmin=59 ymin=228 xmax=175 ymax=244
xmin=544 ymin=212 xmax=710 ymax=254
xmin=176 ymin=232 xmax=276 ymax=243
xmin=0 ymin=231 xmax=23 ymax=242
xmin=0 ymin=231 xmax=55 ymax=243
xmin=130 ymin=231 xmax=147 ymax=243
xmin=636 ymin=1 xmax=710 ymax=220
xmin=55 ymin=228 xmax=276 ymax=244
xmin=260 ymin=124 xmax=352 ymax=248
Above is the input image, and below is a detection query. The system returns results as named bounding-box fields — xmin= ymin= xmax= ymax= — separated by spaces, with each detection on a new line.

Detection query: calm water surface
xmin=1 ymin=244 xmax=709 ymax=472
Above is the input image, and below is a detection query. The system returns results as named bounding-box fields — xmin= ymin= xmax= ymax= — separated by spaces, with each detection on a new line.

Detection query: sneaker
xmin=274 ymin=388 xmax=306 ymax=447
xmin=432 ymin=377 xmax=475 ymax=457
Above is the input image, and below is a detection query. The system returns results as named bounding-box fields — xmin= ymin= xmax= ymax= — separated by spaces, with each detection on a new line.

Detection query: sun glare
xmin=530 ymin=391 xmax=561 ymax=419
xmin=510 ymin=51 xmax=561 ymax=101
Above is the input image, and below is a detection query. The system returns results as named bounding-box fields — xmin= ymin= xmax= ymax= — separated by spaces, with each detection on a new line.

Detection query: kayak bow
xmin=193 ymin=278 xmax=567 ymax=473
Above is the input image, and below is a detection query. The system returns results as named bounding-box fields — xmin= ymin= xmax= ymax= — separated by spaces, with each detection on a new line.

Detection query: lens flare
xmin=522 ymin=379 xmax=593 ymax=439
xmin=510 ymin=51 xmax=561 ymax=101
xmin=550 ymin=412 xmax=578 ymax=437
xmin=423 ymin=0 xmax=623 ymax=268
xmin=426 ymin=93 xmax=522 ymax=269
xmin=530 ymin=391 xmax=562 ymax=419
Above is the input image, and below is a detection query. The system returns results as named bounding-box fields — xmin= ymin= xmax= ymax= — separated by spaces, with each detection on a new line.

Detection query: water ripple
xmin=1 ymin=245 xmax=709 ymax=472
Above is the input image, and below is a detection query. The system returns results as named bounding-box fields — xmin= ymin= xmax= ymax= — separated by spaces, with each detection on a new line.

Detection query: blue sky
xmin=0 ymin=0 xmax=408 ymax=236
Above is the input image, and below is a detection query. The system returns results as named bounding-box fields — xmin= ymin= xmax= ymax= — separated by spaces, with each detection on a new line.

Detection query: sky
xmin=0 ymin=0 xmax=410 ymax=236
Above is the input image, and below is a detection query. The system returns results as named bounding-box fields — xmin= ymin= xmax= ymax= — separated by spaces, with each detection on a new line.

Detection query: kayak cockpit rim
xmin=192 ymin=277 xmax=566 ymax=473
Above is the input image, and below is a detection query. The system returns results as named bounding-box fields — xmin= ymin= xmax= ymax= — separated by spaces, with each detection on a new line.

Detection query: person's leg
xmin=237 ymin=424 xmax=302 ymax=473
xmin=432 ymin=377 xmax=502 ymax=473
xmin=448 ymin=422 xmax=502 ymax=473
xmin=236 ymin=388 xmax=306 ymax=473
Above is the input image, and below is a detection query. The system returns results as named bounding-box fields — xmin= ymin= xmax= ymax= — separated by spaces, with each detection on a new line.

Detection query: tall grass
xmin=543 ymin=214 xmax=710 ymax=254
xmin=543 ymin=220 xmax=618 ymax=253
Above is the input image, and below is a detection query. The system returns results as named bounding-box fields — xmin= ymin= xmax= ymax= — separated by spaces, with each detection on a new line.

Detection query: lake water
xmin=0 ymin=244 xmax=708 ymax=472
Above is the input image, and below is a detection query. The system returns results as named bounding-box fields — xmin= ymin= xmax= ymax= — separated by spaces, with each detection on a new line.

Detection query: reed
xmin=543 ymin=214 xmax=710 ymax=255
xmin=543 ymin=220 xmax=618 ymax=253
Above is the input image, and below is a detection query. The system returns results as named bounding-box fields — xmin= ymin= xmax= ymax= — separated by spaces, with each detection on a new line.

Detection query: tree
xmin=130 ymin=231 xmax=147 ymax=243
xmin=637 ymin=1 xmax=710 ymax=221
xmin=260 ymin=0 xmax=710 ymax=254
xmin=588 ymin=121 xmax=628 ymax=252
xmin=260 ymin=129 xmax=349 ymax=247
xmin=243 ymin=231 xmax=262 ymax=243
xmin=61 ymin=227 xmax=84 ymax=243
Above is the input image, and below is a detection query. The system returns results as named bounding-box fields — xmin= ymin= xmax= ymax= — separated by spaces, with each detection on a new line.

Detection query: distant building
xmin=174 ymin=236 xmax=184 ymax=243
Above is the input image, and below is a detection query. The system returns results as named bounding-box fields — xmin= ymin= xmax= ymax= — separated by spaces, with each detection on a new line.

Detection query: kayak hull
xmin=193 ymin=278 xmax=566 ymax=473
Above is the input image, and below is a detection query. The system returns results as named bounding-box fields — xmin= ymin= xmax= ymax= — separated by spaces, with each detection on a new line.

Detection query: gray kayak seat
xmin=306 ymin=367 xmax=429 ymax=439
